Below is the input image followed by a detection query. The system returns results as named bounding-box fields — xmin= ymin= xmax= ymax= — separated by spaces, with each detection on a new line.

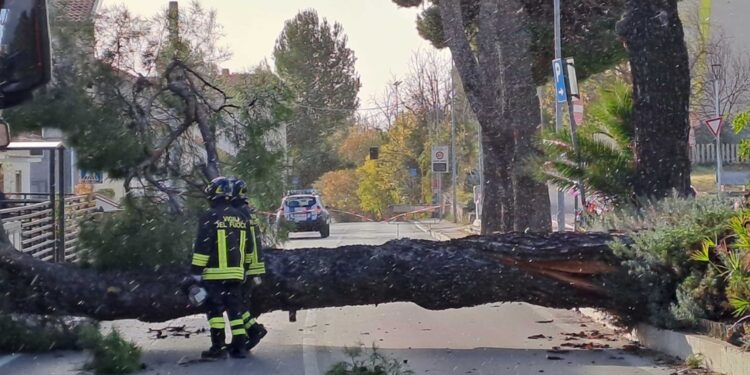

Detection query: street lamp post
xmin=450 ymin=65 xmax=458 ymax=223
xmin=393 ymin=80 xmax=402 ymax=124
xmin=712 ymin=63 xmax=722 ymax=195
xmin=553 ymin=0 xmax=566 ymax=231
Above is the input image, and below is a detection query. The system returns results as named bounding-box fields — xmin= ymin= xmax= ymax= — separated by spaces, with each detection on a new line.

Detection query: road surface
xmin=1 ymin=222 xmax=679 ymax=375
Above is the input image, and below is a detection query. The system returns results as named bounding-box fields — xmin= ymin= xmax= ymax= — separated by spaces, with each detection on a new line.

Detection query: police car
xmin=276 ymin=189 xmax=331 ymax=238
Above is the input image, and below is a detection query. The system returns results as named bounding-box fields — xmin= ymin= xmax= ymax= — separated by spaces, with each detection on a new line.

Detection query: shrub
xmin=591 ymin=195 xmax=736 ymax=327
xmin=326 ymin=344 xmax=414 ymax=375
xmin=690 ymin=213 xmax=750 ymax=325
xmin=539 ymin=79 xmax=635 ymax=205
xmin=685 ymin=353 xmax=704 ymax=369
xmin=78 ymin=198 xmax=197 ymax=271
xmin=0 ymin=314 xmax=94 ymax=353
xmin=78 ymin=326 xmax=143 ymax=374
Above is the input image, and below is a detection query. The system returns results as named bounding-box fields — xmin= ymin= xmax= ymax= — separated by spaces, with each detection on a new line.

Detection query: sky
xmin=100 ymin=0 xmax=446 ymax=110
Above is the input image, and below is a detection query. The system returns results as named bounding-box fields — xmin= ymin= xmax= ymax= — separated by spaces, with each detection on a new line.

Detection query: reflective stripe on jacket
xmin=191 ymin=202 xmax=248 ymax=281
xmin=236 ymin=203 xmax=266 ymax=276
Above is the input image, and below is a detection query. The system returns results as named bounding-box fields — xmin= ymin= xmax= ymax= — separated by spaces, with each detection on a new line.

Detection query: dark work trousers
xmin=241 ymin=282 xmax=263 ymax=330
xmin=203 ymin=280 xmax=248 ymax=348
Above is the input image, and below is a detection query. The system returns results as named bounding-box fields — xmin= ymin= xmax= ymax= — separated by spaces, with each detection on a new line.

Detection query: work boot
xmin=229 ymin=336 xmax=248 ymax=359
xmin=201 ymin=345 xmax=227 ymax=360
xmin=245 ymin=324 xmax=268 ymax=351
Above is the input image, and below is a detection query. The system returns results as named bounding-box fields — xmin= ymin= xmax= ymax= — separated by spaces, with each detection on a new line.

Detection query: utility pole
xmin=553 ymin=0 xmax=566 ymax=231
xmin=564 ymin=59 xmax=586 ymax=227
xmin=451 ymin=65 xmax=458 ymax=223
xmin=477 ymin=123 xmax=483 ymax=225
xmin=434 ymin=80 xmax=443 ymax=220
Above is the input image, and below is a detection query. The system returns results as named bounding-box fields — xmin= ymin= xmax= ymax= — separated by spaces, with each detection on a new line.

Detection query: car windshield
xmin=285 ymin=196 xmax=316 ymax=209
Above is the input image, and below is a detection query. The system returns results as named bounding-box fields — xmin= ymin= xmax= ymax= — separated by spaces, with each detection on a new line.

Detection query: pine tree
xmin=274 ymin=10 xmax=361 ymax=188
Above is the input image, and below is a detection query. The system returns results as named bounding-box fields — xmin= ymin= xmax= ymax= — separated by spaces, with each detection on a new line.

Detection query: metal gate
xmin=1 ymin=195 xmax=96 ymax=262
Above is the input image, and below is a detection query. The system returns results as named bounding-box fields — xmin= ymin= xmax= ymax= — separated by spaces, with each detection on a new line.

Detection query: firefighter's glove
xmin=187 ymin=284 xmax=207 ymax=307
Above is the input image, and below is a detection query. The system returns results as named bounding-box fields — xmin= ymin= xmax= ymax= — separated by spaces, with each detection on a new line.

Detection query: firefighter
xmin=190 ymin=176 xmax=249 ymax=359
xmin=228 ymin=177 xmax=268 ymax=351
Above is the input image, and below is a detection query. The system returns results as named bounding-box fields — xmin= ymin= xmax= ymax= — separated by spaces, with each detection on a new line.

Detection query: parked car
xmin=276 ymin=190 xmax=331 ymax=238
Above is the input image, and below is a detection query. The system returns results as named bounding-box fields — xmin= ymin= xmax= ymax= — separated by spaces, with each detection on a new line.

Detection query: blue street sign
xmin=80 ymin=170 xmax=103 ymax=183
xmin=552 ymin=58 xmax=567 ymax=103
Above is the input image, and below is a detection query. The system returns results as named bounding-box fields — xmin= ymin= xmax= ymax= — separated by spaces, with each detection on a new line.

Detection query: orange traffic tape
xmin=254 ymin=205 xmax=445 ymax=224
xmin=327 ymin=208 xmax=375 ymax=222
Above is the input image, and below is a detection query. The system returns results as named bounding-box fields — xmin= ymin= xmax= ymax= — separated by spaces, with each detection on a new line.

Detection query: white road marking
xmin=302 ymin=309 xmax=319 ymax=375
xmin=0 ymin=354 xmax=20 ymax=369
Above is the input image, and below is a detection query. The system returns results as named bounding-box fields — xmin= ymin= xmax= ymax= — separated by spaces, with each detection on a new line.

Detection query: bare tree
xmin=368 ymin=50 xmax=452 ymax=130
xmin=401 ymin=50 xmax=453 ymax=127
xmin=697 ymin=36 xmax=750 ymax=124
xmin=371 ymin=78 xmax=402 ymax=129
xmin=683 ymin=0 xmax=750 ymax=128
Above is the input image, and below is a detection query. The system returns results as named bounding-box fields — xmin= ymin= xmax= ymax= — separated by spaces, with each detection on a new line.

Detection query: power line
xmin=291 ymin=102 xmax=392 ymax=112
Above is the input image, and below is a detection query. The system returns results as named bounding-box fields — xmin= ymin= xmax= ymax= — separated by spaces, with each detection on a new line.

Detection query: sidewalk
xmin=412 ymin=219 xmax=474 ymax=241
xmin=414 ymin=215 xmax=576 ymax=239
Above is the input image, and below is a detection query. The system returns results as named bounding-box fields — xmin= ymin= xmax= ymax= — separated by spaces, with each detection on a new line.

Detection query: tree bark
xmin=497 ymin=0 xmax=553 ymax=232
xmin=439 ymin=0 xmax=552 ymax=234
xmin=479 ymin=124 xmax=515 ymax=233
xmin=617 ymin=0 xmax=692 ymax=197
xmin=0 ymin=232 xmax=642 ymax=323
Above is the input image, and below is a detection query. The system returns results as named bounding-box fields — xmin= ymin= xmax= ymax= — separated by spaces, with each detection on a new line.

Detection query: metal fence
xmin=690 ymin=143 xmax=746 ymax=164
xmin=1 ymin=195 xmax=97 ymax=262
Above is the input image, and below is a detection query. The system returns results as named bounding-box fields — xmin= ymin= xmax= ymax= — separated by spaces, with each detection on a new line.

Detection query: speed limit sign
xmin=432 ymin=145 xmax=449 ymax=173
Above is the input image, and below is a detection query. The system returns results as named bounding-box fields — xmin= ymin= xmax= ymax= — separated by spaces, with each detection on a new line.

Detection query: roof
xmin=54 ymin=0 xmax=99 ymax=22
xmin=6 ymin=141 xmax=65 ymax=150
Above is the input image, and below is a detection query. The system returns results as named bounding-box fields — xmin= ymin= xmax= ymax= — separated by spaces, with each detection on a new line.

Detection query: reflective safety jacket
xmin=236 ymin=203 xmax=266 ymax=277
xmin=191 ymin=203 xmax=248 ymax=281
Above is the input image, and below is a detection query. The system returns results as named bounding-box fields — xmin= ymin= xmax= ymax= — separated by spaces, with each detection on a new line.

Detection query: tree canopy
xmin=394 ymin=0 xmax=628 ymax=84
xmin=274 ymin=10 xmax=361 ymax=188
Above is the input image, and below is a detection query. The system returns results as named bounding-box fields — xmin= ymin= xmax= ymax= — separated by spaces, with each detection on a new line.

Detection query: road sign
xmin=80 ymin=170 xmax=103 ymax=183
xmin=565 ymin=58 xmax=579 ymax=97
xmin=432 ymin=145 xmax=449 ymax=162
xmin=552 ymin=59 xmax=567 ymax=103
xmin=432 ymin=145 xmax=449 ymax=173
xmin=705 ymin=117 xmax=723 ymax=137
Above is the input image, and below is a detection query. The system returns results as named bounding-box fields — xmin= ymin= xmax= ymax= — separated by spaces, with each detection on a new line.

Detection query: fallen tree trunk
xmin=0 ymin=231 xmax=641 ymax=323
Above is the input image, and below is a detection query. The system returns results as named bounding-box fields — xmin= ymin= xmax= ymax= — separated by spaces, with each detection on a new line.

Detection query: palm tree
xmin=540 ymin=79 xmax=635 ymax=206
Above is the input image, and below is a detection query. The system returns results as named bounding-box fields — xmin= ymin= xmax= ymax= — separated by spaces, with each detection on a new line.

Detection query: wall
xmin=1 ymin=150 xmax=41 ymax=194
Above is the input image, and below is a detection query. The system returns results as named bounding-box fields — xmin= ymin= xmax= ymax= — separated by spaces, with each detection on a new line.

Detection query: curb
xmin=579 ymin=308 xmax=750 ymax=375
xmin=412 ymin=221 xmax=452 ymax=242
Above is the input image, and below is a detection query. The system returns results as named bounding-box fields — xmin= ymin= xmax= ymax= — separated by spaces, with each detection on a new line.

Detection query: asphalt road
xmin=1 ymin=222 xmax=679 ymax=375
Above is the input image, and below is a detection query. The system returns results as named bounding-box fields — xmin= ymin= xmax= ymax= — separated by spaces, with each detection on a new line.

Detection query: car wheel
xmin=320 ymin=224 xmax=330 ymax=238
